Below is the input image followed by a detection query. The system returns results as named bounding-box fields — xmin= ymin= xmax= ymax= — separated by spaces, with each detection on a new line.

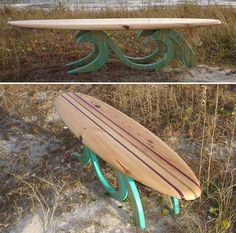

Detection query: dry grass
xmin=0 ymin=4 xmax=235 ymax=82
xmin=0 ymin=84 xmax=235 ymax=232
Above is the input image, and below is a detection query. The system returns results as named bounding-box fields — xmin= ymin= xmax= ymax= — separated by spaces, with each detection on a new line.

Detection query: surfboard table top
xmin=55 ymin=93 xmax=201 ymax=201
xmin=8 ymin=18 xmax=221 ymax=30
xmin=8 ymin=18 xmax=221 ymax=74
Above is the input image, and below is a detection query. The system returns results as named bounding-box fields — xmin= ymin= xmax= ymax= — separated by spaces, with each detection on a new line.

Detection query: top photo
xmin=0 ymin=0 xmax=235 ymax=83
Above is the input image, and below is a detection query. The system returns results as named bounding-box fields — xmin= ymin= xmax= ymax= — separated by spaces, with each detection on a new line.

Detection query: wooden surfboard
xmin=55 ymin=92 xmax=201 ymax=201
xmin=8 ymin=18 xmax=221 ymax=30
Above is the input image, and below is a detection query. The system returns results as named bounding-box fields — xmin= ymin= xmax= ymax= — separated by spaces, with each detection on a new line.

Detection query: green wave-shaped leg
xmin=73 ymin=148 xmax=91 ymax=164
xmin=106 ymin=31 xmax=175 ymax=70
xmin=123 ymin=175 xmax=146 ymax=229
xmin=125 ymin=47 xmax=160 ymax=64
xmin=66 ymin=47 xmax=99 ymax=67
xmin=137 ymin=29 xmax=196 ymax=68
xmin=67 ymin=31 xmax=109 ymax=74
xmin=164 ymin=29 xmax=197 ymax=67
xmin=88 ymin=148 xmax=128 ymax=201
xmin=170 ymin=196 xmax=180 ymax=214
xmin=67 ymin=29 xmax=196 ymax=74
xmin=163 ymin=195 xmax=180 ymax=214
xmin=73 ymin=145 xmax=181 ymax=228
xmin=73 ymin=145 xmax=145 ymax=229
xmin=125 ymin=31 xmax=163 ymax=64
xmin=73 ymin=145 xmax=181 ymax=229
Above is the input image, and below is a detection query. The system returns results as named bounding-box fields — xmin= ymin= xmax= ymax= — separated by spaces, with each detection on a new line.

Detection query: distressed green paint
xmin=73 ymin=144 xmax=181 ymax=229
xmin=66 ymin=29 xmax=196 ymax=74
xmin=123 ymin=175 xmax=146 ymax=229
xmin=88 ymin=147 xmax=128 ymax=201
xmin=73 ymin=145 xmax=145 ymax=229
xmin=163 ymin=194 xmax=180 ymax=215
xmin=164 ymin=29 xmax=197 ymax=67
xmin=66 ymin=47 xmax=99 ymax=67
xmin=67 ymin=31 xmax=109 ymax=74
xmin=170 ymin=197 xmax=180 ymax=214
xmin=72 ymin=148 xmax=91 ymax=164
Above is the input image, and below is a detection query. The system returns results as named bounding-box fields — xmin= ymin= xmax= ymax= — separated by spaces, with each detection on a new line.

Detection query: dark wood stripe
xmin=72 ymin=93 xmax=200 ymax=188
xmin=68 ymin=93 xmax=199 ymax=198
xmin=61 ymin=94 xmax=185 ymax=199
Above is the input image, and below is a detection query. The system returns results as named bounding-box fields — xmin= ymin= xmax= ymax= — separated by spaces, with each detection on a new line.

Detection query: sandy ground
xmin=165 ymin=65 xmax=236 ymax=83
xmin=0 ymin=90 xmax=180 ymax=233
xmin=1 ymin=63 xmax=235 ymax=82
xmin=133 ymin=65 xmax=236 ymax=83
xmin=0 ymin=88 xmax=235 ymax=233
xmin=1 ymin=127 xmax=180 ymax=233
xmin=10 ymin=195 xmax=179 ymax=233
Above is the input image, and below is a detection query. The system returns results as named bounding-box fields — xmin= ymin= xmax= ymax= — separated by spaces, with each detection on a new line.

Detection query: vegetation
xmin=0 ymin=4 xmax=235 ymax=81
xmin=0 ymin=85 xmax=235 ymax=232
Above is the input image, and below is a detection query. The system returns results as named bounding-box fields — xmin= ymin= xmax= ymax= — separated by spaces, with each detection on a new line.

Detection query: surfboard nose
xmin=8 ymin=21 xmax=15 ymax=25
xmin=183 ymin=185 xmax=201 ymax=201
xmin=150 ymin=172 xmax=201 ymax=201
xmin=168 ymin=171 xmax=201 ymax=201
xmin=55 ymin=92 xmax=202 ymax=202
xmin=8 ymin=21 xmax=27 ymax=28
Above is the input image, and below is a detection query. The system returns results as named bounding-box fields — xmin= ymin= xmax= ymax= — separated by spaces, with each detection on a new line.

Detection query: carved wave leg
xmin=162 ymin=29 xmax=197 ymax=67
xmin=67 ymin=31 xmax=109 ymax=74
xmin=73 ymin=145 xmax=145 ymax=229
xmin=163 ymin=195 xmax=180 ymax=214
xmin=66 ymin=29 xmax=196 ymax=74
xmin=170 ymin=196 xmax=180 ymax=214
xmin=66 ymin=47 xmax=99 ymax=67
xmin=106 ymin=33 xmax=175 ymax=70
xmin=73 ymin=144 xmax=180 ymax=229
xmin=130 ymin=29 xmax=196 ymax=68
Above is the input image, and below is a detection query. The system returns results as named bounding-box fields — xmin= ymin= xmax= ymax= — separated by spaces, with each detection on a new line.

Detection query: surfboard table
xmin=9 ymin=18 xmax=221 ymax=74
xmin=55 ymin=92 xmax=201 ymax=229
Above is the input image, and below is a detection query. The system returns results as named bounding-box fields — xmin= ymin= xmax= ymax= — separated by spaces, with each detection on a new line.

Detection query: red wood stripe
xmin=61 ymin=94 xmax=185 ymax=199
xmin=68 ymin=93 xmax=199 ymax=198
xmin=72 ymin=93 xmax=200 ymax=188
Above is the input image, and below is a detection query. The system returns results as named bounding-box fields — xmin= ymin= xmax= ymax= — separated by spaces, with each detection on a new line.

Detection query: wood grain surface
xmin=55 ymin=92 xmax=201 ymax=200
xmin=8 ymin=18 xmax=221 ymax=30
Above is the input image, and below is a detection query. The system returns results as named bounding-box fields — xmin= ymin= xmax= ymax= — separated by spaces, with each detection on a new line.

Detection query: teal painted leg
xmin=170 ymin=197 xmax=180 ymax=214
xmin=122 ymin=175 xmax=146 ymax=229
xmin=67 ymin=31 xmax=109 ymax=74
xmin=73 ymin=145 xmax=180 ymax=229
xmin=73 ymin=145 xmax=145 ymax=229
xmin=72 ymin=148 xmax=91 ymax=165
xmin=106 ymin=32 xmax=175 ymax=70
xmin=67 ymin=29 xmax=196 ymax=74
xmin=66 ymin=47 xmax=99 ymax=67
xmin=88 ymin=148 xmax=128 ymax=201
xmin=163 ymin=195 xmax=180 ymax=215
xmin=163 ymin=30 xmax=196 ymax=67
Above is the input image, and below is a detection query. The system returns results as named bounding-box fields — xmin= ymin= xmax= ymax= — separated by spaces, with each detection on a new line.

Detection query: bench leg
xmin=66 ymin=31 xmax=109 ymax=74
xmin=66 ymin=29 xmax=196 ymax=74
xmin=163 ymin=195 xmax=180 ymax=214
xmin=66 ymin=47 xmax=99 ymax=68
xmin=72 ymin=145 xmax=145 ymax=229
xmin=72 ymin=144 xmax=180 ymax=229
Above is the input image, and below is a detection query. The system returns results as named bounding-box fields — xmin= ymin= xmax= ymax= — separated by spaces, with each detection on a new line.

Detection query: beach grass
xmin=0 ymin=84 xmax=235 ymax=233
xmin=0 ymin=4 xmax=235 ymax=81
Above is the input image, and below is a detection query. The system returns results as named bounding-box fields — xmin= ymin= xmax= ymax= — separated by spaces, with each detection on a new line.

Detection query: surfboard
xmin=8 ymin=18 xmax=221 ymax=30
xmin=55 ymin=92 xmax=201 ymax=200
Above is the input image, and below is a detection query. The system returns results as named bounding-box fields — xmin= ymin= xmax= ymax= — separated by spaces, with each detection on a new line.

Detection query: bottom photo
xmin=0 ymin=85 xmax=235 ymax=233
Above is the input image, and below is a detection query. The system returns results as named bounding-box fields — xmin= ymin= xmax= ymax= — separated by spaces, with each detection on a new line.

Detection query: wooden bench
xmin=9 ymin=18 xmax=221 ymax=75
xmin=55 ymin=92 xmax=201 ymax=229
